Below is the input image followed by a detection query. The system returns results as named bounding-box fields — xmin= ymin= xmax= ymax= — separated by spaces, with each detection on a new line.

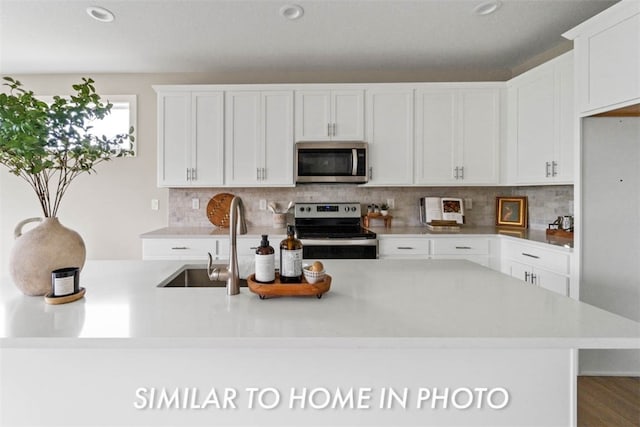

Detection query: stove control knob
xmin=344 ymin=206 xmax=349 ymax=212
xmin=299 ymin=207 xmax=304 ymax=212
xmin=351 ymin=206 xmax=357 ymax=212
xmin=306 ymin=207 xmax=311 ymax=212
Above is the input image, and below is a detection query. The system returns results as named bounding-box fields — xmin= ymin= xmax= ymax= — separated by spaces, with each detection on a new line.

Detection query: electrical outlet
xmin=464 ymin=198 xmax=472 ymax=209
xmin=259 ymin=199 xmax=267 ymax=210
xmin=386 ymin=198 xmax=395 ymax=209
xmin=151 ymin=199 xmax=159 ymax=211
xmin=192 ymin=198 xmax=200 ymax=210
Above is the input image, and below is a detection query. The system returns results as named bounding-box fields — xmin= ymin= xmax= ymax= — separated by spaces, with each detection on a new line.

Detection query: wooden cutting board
xmin=206 ymin=193 xmax=235 ymax=227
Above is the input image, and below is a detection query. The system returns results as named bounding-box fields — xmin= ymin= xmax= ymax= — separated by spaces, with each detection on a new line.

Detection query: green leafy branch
xmin=0 ymin=77 xmax=135 ymax=217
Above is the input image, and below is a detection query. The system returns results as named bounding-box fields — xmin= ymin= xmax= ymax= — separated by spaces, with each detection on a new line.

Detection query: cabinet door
xmin=157 ymin=92 xmax=190 ymax=186
xmin=507 ymin=260 xmax=531 ymax=283
xmin=262 ymin=92 xmax=294 ymax=186
xmin=366 ymin=89 xmax=414 ymax=185
xmin=295 ymin=91 xmax=331 ymax=141
xmin=513 ymin=71 xmax=556 ymax=184
xmin=192 ymin=92 xmax=224 ymax=186
xmin=459 ymin=90 xmax=499 ymax=184
xmin=225 ymin=92 xmax=261 ymax=185
xmin=332 ymin=90 xmax=365 ymax=140
xmin=533 ymin=268 xmax=569 ymax=297
xmin=415 ymin=90 xmax=457 ymax=184
xmin=554 ymin=53 xmax=574 ymax=182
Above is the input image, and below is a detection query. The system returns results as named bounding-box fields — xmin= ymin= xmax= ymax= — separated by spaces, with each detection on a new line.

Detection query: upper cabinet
xmin=563 ymin=0 xmax=640 ymax=115
xmin=295 ymin=90 xmax=365 ymax=141
xmin=156 ymin=90 xmax=224 ymax=187
xmin=415 ymin=87 xmax=500 ymax=185
xmin=225 ymin=91 xmax=294 ymax=187
xmin=506 ymin=52 xmax=574 ymax=185
xmin=365 ymin=88 xmax=414 ymax=185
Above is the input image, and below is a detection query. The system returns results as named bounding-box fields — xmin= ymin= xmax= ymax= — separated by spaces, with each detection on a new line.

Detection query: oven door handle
xmin=352 ymin=148 xmax=358 ymax=176
xmin=301 ymin=239 xmax=378 ymax=247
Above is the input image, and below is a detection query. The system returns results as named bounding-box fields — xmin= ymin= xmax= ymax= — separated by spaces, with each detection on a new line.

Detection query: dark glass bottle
xmin=279 ymin=225 xmax=303 ymax=283
xmin=255 ymin=234 xmax=275 ymax=284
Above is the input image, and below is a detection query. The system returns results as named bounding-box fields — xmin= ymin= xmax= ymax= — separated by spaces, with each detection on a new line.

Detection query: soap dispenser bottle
xmin=255 ymin=234 xmax=275 ymax=283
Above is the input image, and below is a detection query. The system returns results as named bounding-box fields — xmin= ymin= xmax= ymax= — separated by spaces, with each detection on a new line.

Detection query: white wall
xmin=580 ymin=116 xmax=640 ymax=375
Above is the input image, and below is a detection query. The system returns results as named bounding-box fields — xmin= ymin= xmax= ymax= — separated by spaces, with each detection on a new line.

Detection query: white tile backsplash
xmin=169 ymin=185 xmax=573 ymax=230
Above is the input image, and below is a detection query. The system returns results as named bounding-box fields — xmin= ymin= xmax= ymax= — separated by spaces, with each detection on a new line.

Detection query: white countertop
xmin=1 ymin=259 xmax=636 ymax=349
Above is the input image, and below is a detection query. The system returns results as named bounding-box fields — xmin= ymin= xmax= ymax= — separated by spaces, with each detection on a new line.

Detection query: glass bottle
xmin=255 ymin=234 xmax=275 ymax=284
xmin=279 ymin=225 xmax=303 ymax=283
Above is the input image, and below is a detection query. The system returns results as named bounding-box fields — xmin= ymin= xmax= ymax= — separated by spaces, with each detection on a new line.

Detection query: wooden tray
xmin=44 ymin=287 xmax=86 ymax=305
xmin=247 ymin=273 xmax=331 ymax=299
xmin=546 ymin=228 xmax=574 ymax=238
xmin=206 ymin=193 xmax=234 ymax=227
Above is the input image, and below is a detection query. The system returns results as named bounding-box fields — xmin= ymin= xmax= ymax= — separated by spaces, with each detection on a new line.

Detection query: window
xmin=40 ymin=94 xmax=137 ymax=155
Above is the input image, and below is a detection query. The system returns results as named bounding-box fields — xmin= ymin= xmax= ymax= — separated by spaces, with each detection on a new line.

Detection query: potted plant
xmin=380 ymin=203 xmax=390 ymax=216
xmin=0 ymin=77 xmax=134 ymax=295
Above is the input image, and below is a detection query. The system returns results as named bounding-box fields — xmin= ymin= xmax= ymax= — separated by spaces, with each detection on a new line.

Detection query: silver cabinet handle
xmin=397 ymin=247 xmax=414 ymax=250
xmin=327 ymin=123 xmax=331 ymax=137
xmin=522 ymin=252 xmax=540 ymax=259
xmin=454 ymin=166 xmax=459 ymax=179
xmin=524 ymin=271 xmax=530 ymax=282
xmin=186 ymin=168 xmax=191 ymax=181
xmin=531 ymin=274 xmax=537 ymax=285
xmin=460 ymin=166 xmax=464 ymax=179
xmin=455 ymin=246 xmax=472 ymax=249
xmin=262 ymin=168 xmax=266 ymax=180
xmin=545 ymin=162 xmax=551 ymax=178
xmin=332 ymin=123 xmax=336 ymax=136
xmin=257 ymin=168 xmax=261 ymax=180
xmin=552 ymin=161 xmax=558 ymax=177
xmin=192 ymin=168 xmax=196 ymax=181
xmin=171 ymin=247 xmax=188 ymax=250
xmin=369 ymin=166 xmax=373 ymax=180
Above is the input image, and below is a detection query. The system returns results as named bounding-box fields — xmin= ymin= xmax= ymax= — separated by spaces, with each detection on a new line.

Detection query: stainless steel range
xmin=294 ymin=202 xmax=378 ymax=259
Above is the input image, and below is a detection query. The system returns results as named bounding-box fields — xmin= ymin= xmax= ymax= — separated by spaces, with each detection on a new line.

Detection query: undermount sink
xmin=158 ymin=266 xmax=248 ymax=288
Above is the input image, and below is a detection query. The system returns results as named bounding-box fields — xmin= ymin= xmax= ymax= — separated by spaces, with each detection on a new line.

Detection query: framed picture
xmin=496 ymin=196 xmax=528 ymax=228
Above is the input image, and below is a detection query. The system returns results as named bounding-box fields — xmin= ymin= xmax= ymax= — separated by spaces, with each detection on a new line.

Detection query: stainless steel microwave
xmin=295 ymin=142 xmax=368 ymax=183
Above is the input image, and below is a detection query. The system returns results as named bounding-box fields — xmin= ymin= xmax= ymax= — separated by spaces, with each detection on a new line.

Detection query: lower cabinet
xmin=142 ymin=238 xmax=220 ymax=261
xmin=500 ymin=239 xmax=571 ymax=297
xmin=430 ymin=237 xmax=493 ymax=268
xmin=378 ymin=237 xmax=429 ymax=259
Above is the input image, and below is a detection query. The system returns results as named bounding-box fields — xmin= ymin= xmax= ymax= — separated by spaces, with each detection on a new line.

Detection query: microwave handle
xmin=352 ymin=149 xmax=358 ymax=176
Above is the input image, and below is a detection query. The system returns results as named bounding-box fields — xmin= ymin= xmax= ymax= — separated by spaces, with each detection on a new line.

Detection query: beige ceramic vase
xmin=9 ymin=217 xmax=86 ymax=296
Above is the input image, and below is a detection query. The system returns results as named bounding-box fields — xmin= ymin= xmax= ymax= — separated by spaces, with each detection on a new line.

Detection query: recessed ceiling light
xmin=474 ymin=0 xmax=502 ymax=16
xmin=86 ymin=6 xmax=115 ymax=23
xmin=280 ymin=4 xmax=304 ymax=21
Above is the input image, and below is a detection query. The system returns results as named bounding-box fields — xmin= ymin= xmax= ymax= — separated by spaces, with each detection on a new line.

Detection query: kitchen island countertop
xmin=0 ymin=259 xmax=635 ymax=348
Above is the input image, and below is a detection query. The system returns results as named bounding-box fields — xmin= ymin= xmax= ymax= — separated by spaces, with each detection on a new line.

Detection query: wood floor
xmin=578 ymin=376 xmax=640 ymax=426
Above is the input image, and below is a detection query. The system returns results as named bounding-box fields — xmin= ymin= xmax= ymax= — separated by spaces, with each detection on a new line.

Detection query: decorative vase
xmin=9 ymin=217 xmax=86 ymax=296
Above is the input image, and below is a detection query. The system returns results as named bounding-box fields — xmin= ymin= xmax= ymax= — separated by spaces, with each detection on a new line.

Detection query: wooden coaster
xmin=44 ymin=287 xmax=86 ymax=305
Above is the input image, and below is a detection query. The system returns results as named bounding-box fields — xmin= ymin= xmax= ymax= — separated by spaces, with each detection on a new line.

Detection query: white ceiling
xmin=0 ymin=0 xmax=617 ymax=77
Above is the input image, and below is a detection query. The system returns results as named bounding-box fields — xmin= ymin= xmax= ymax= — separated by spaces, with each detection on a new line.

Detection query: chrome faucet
xmin=207 ymin=196 xmax=247 ymax=295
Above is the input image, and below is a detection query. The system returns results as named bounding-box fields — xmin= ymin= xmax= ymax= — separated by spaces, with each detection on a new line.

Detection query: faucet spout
xmin=206 ymin=196 xmax=246 ymax=295
xmin=226 ymin=196 xmax=246 ymax=295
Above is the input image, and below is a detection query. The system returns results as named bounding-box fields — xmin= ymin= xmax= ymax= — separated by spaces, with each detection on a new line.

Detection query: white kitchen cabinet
xmin=365 ymin=88 xmax=414 ymax=185
xmin=507 ymin=52 xmax=574 ymax=184
xmin=156 ymin=91 xmax=224 ymax=187
xmin=500 ymin=239 xmax=571 ymax=297
xmin=415 ymin=88 xmax=500 ymax=185
xmin=378 ymin=236 xmax=429 ymax=259
xmin=431 ymin=237 xmax=493 ymax=268
xmin=295 ymin=90 xmax=364 ymax=141
xmin=142 ymin=238 xmax=221 ymax=261
xmin=563 ymin=0 xmax=640 ymax=115
xmin=225 ymin=91 xmax=294 ymax=186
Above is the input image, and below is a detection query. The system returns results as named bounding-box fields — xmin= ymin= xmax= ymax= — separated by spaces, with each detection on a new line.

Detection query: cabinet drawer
xmin=503 ymin=240 xmax=570 ymax=274
xmin=431 ymin=238 xmax=490 ymax=255
xmin=142 ymin=238 xmax=217 ymax=260
xmin=379 ymin=237 xmax=429 ymax=257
